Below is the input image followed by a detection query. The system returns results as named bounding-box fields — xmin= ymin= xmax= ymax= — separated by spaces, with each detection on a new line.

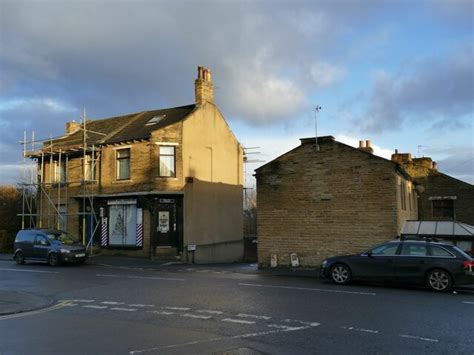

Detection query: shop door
xmin=154 ymin=203 xmax=178 ymax=247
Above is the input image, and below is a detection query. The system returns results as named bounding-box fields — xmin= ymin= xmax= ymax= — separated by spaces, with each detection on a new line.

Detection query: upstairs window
xmin=116 ymin=148 xmax=131 ymax=180
xmin=84 ymin=154 xmax=96 ymax=181
xmin=52 ymin=160 xmax=66 ymax=183
xmin=159 ymin=146 xmax=175 ymax=177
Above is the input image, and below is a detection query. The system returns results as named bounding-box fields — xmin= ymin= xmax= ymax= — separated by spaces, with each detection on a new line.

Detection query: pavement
xmin=0 ymin=291 xmax=52 ymax=316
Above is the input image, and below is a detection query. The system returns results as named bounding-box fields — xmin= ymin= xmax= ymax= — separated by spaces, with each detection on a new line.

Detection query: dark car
xmin=320 ymin=240 xmax=474 ymax=292
xmin=13 ymin=229 xmax=87 ymax=266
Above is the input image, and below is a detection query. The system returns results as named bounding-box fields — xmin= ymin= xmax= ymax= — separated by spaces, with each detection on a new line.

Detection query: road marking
xmin=399 ymin=334 xmax=439 ymax=342
xmin=163 ymin=306 xmax=190 ymax=311
xmin=341 ymin=326 xmax=379 ymax=334
xmin=267 ymin=324 xmax=301 ymax=331
xmin=70 ymin=299 xmax=95 ymax=303
xmin=0 ymin=268 xmax=59 ymax=274
xmin=83 ymin=305 xmax=108 ymax=309
xmin=222 ymin=318 xmax=256 ymax=325
xmin=196 ymin=309 xmax=223 ymax=315
xmin=101 ymin=301 xmax=125 ymax=305
xmin=0 ymin=302 xmax=67 ymax=321
xmin=462 ymin=301 xmax=474 ymax=305
xmin=110 ymin=307 xmax=137 ymax=312
xmin=182 ymin=313 xmax=212 ymax=320
xmin=129 ymin=304 xmax=155 ymax=307
xmin=129 ymin=321 xmax=319 ymax=354
xmin=147 ymin=310 xmax=174 ymax=315
xmin=96 ymin=274 xmax=185 ymax=281
xmin=62 ymin=303 xmax=78 ymax=307
xmin=237 ymin=313 xmax=272 ymax=320
xmin=239 ymin=283 xmax=376 ymax=296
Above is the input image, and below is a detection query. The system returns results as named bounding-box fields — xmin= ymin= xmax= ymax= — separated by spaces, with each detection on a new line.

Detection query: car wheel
xmin=15 ymin=252 xmax=25 ymax=265
xmin=48 ymin=253 xmax=60 ymax=266
xmin=426 ymin=269 xmax=452 ymax=292
xmin=330 ymin=264 xmax=352 ymax=285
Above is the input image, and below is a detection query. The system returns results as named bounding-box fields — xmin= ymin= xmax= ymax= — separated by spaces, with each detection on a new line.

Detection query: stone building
xmin=255 ymin=137 xmax=418 ymax=268
xmin=26 ymin=66 xmax=244 ymax=263
xmin=391 ymin=152 xmax=474 ymax=225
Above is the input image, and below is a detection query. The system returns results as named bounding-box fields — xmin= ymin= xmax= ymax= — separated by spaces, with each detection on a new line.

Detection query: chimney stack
xmin=358 ymin=139 xmax=373 ymax=154
xmin=195 ymin=65 xmax=214 ymax=105
xmin=65 ymin=120 xmax=81 ymax=135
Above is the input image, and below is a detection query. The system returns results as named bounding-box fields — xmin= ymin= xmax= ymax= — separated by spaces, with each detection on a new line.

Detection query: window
xmin=159 ymin=146 xmax=175 ymax=177
xmin=109 ymin=204 xmax=137 ymax=246
xmin=400 ymin=182 xmax=406 ymax=210
xmin=34 ymin=235 xmax=49 ymax=246
xmin=84 ymin=155 xmax=96 ymax=181
xmin=52 ymin=160 xmax=66 ymax=183
xmin=116 ymin=148 xmax=131 ymax=180
xmin=429 ymin=246 xmax=454 ymax=258
xmin=401 ymin=244 xmax=428 ymax=257
xmin=57 ymin=204 xmax=67 ymax=231
xmin=432 ymin=200 xmax=454 ymax=219
xmin=371 ymin=243 xmax=399 ymax=256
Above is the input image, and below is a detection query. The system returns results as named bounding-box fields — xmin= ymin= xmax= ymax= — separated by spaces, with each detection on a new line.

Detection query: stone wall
xmin=256 ymin=139 xmax=417 ymax=268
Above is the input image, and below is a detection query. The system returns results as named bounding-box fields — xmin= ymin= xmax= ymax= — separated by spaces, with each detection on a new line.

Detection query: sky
xmin=0 ymin=0 xmax=473 ymax=187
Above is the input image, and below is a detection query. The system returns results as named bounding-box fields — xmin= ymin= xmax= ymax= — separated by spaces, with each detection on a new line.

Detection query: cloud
xmin=335 ymin=134 xmax=394 ymax=160
xmin=310 ymin=62 xmax=345 ymax=89
xmin=361 ymin=44 xmax=474 ymax=132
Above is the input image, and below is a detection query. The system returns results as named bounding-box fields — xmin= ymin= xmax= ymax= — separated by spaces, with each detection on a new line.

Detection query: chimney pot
xmin=195 ymin=65 xmax=214 ymax=105
xmin=366 ymin=139 xmax=371 ymax=148
xmin=359 ymin=140 xmax=365 ymax=148
xmin=395 ymin=149 xmax=398 ymax=154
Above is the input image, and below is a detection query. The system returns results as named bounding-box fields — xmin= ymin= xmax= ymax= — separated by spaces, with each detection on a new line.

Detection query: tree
xmin=0 ymin=185 xmax=23 ymax=252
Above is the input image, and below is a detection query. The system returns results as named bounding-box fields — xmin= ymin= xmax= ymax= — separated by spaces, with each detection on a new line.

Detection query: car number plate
xmin=75 ymin=253 xmax=85 ymax=258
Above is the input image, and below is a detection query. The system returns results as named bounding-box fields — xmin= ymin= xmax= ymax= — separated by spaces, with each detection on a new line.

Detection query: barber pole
xmin=136 ymin=208 xmax=143 ymax=247
xmin=101 ymin=218 xmax=108 ymax=246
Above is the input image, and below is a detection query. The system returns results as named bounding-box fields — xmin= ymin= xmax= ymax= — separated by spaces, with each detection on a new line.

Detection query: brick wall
xmin=256 ymin=139 xmax=417 ymax=268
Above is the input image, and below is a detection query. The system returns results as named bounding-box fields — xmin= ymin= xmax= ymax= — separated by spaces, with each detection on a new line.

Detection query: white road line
xmin=147 ymin=310 xmax=174 ymax=315
xmin=62 ymin=303 xmax=78 ymax=307
xmin=341 ymin=326 xmax=379 ymax=334
xmin=83 ymin=305 xmax=108 ymax=309
xmin=129 ymin=321 xmax=319 ymax=354
xmin=182 ymin=313 xmax=212 ymax=320
xmin=96 ymin=274 xmax=185 ymax=281
xmin=462 ymin=301 xmax=474 ymax=305
xmin=239 ymin=283 xmax=377 ymax=296
xmin=237 ymin=313 xmax=272 ymax=320
xmin=110 ymin=307 xmax=137 ymax=312
xmin=222 ymin=318 xmax=256 ymax=325
xmin=267 ymin=324 xmax=300 ymax=331
xmin=163 ymin=306 xmax=190 ymax=311
xmin=0 ymin=302 xmax=68 ymax=321
xmin=196 ymin=310 xmax=223 ymax=315
xmin=101 ymin=301 xmax=125 ymax=305
xmin=129 ymin=304 xmax=155 ymax=307
xmin=399 ymin=334 xmax=439 ymax=342
xmin=70 ymin=299 xmax=95 ymax=303
xmin=0 ymin=268 xmax=59 ymax=274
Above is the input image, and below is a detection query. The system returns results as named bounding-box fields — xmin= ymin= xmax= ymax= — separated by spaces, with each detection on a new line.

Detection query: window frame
xmin=116 ymin=148 xmax=131 ymax=181
xmin=158 ymin=145 xmax=176 ymax=178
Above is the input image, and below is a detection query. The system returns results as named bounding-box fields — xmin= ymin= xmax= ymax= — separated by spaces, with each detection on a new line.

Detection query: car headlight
xmin=60 ymin=248 xmax=70 ymax=254
xmin=321 ymin=260 xmax=328 ymax=267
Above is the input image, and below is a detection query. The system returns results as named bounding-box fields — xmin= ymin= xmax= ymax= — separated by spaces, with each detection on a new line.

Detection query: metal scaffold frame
xmin=18 ymin=112 xmax=105 ymax=253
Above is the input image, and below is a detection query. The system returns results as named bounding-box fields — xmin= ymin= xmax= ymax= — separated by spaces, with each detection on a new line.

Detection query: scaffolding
xmin=19 ymin=113 xmax=105 ymax=253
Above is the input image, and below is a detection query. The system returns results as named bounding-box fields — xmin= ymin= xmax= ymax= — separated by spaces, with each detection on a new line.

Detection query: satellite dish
xmin=415 ymin=185 xmax=425 ymax=194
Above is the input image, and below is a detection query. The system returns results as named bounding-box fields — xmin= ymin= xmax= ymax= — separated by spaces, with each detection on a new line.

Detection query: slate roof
xmin=36 ymin=104 xmax=196 ymax=153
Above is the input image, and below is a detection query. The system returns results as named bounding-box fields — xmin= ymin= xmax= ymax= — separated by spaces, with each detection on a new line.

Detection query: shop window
xmin=159 ymin=146 xmax=175 ymax=177
xmin=109 ymin=204 xmax=137 ymax=246
xmin=116 ymin=148 xmax=130 ymax=180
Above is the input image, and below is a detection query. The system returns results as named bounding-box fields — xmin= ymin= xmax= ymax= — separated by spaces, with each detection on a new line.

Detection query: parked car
xmin=13 ymin=229 xmax=87 ymax=266
xmin=320 ymin=240 xmax=474 ymax=292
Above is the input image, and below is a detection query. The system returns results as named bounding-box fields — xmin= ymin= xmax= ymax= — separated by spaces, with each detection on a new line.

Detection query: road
xmin=0 ymin=259 xmax=473 ymax=355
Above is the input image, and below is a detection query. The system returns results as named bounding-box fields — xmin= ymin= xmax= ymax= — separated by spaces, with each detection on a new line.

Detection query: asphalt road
xmin=0 ymin=259 xmax=473 ymax=355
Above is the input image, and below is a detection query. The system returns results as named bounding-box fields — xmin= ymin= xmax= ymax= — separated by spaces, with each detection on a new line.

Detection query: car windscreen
xmin=452 ymin=246 xmax=473 ymax=260
xmin=45 ymin=232 xmax=78 ymax=244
